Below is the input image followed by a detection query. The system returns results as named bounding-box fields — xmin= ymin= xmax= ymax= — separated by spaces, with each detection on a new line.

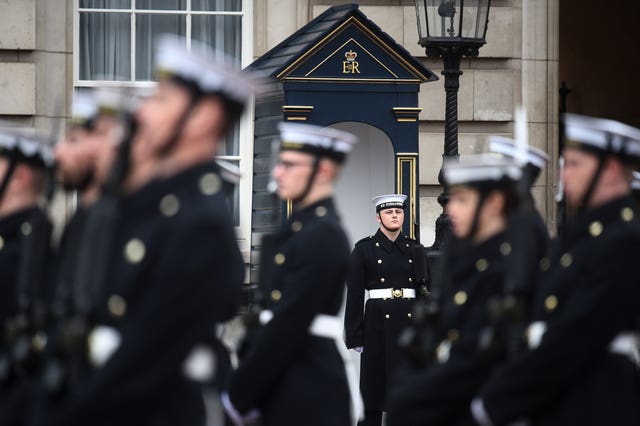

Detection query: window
xmin=74 ymin=0 xmax=254 ymax=249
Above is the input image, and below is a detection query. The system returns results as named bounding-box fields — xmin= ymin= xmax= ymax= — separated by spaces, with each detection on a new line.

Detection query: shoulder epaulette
xmin=355 ymin=235 xmax=374 ymax=246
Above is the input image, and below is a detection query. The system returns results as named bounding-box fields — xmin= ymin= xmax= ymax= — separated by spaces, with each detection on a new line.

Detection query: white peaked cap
xmin=155 ymin=34 xmax=261 ymax=105
xmin=0 ymin=128 xmax=55 ymax=169
xmin=443 ymin=154 xmax=522 ymax=186
xmin=563 ymin=113 xmax=640 ymax=163
xmin=371 ymin=194 xmax=407 ymax=211
xmin=278 ymin=122 xmax=358 ymax=163
xmin=72 ymin=90 xmax=99 ymax=125
xmin=488 ymin=136 xmax=550 ymax=169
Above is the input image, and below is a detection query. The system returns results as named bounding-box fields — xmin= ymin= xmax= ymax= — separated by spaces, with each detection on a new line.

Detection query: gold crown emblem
xmin=345 ymin=50 xmax=357 ymax=61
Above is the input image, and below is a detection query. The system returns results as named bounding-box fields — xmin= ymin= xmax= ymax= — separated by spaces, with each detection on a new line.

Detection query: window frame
xmin=73 ymin=0 xmax=254 ymax=254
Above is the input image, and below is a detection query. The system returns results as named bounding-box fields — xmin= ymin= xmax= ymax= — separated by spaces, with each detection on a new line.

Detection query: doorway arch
xmin=331 ymin=122 xmax=395 ymax=246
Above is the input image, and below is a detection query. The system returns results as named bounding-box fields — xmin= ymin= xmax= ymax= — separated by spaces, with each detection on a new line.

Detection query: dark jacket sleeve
xmin=387 ymin=267 xmax=506 ymax=426
xmin=344 ymin=245 xmax=366 ymax=348
xmin=388 ymin=347 xmax=495 ymax=426
xmin=480 ymin=236 xmax=640 ymax=425
xmin=228 ymin=225 xmax=348 ymax=414
xmin=55 ymin=218 xmax=244 ymax=425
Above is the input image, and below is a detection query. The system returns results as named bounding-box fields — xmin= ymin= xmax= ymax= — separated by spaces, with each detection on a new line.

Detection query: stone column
xmin=521 ymin=0 xmax=560 ymax=232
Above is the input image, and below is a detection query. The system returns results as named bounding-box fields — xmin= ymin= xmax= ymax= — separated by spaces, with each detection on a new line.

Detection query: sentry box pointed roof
xmin=248 ymin=3 xmax=438 ymax=85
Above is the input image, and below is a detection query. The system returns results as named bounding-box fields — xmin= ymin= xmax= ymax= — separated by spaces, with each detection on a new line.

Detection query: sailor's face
xmin=54 ymin=126 xmax=99 ymax=189
xmin=376 ymin=208 xmax=404 ymax=231
xmin=91 ymin=116 xmax=122 ymax=185
xmin=272 ymin=150 xmax=315 ymax=201
xmin=136 ymin=80 xmax=190 ymax=155
xmin=562 ymin=147 xmax=599 ymax=208
xmin=447 ymin=186 xmax=479 ymax=239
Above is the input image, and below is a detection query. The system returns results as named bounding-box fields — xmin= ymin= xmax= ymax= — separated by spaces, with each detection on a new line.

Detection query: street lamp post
xmin=415 ymin=0 xmax=491 ymax=252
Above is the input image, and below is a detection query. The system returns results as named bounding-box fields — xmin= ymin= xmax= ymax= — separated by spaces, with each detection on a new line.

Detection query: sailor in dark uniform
xmin=472 ymin=114 xmax=640 ymax=426
xmin=488 ymin=135 xmax=550 ymax=242
xmin=223 ymin=122 xmax=362 ymax=426
xmin=344 ymin=194 xmax=427 ymax=426
xmin=488 ymin=136 xmax=551 ymax=327
xmin=32 ymin=89 xmax=146 ymax=422
xmin=48 ymin=90 xmax=117 ymax=327
xmin=0 ymin=129 xmax=55 ymax=425
xmin=387 ymin=154 xmax=525 ymax=426
xmin=0 ymin=130 xmax=54 ymax=358
xmin=45 ymin=35 xmax=250 ymax=426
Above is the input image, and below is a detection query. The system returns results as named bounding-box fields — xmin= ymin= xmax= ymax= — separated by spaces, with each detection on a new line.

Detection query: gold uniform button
xmin=544 ymin=295 xmax=558 ymax=312
xmin=124 ymin=239 xmax=146 ymax=264
xmin=539 ymin=257 xmax=550 ymax=271
xmin=270 ymin=289 xmax=282 ymax=302
xmin=454 ymin=291 xmax=467 ymax=305
xmin=108 ymin=294 xmax=127 ymax=318
xmin=291 ymin=221 xmax=303 ymax=232
xmin=500 ymin=242 xmax=512 ymax=256
xmin=159 ymin=194 xmax=180 ymax=217
xmin=407 ymin=313 xmax=412 ymax=318
xmin=31 ymin=332 xmax=47 ymax=353
xmin=448 ymin=329 xmax=460 ymax=342
xmin=380 ymin=277 xmax=385 ymax=283
xmin=315 ymin=206 xmax=327 ymax=217
xmin=377 ymin=259 xmax=382 ymax=264
xmin=375 ymin=242 xmax=380 ymax=247
xmin=409 ymin=259 xmax=413 ymax=263
xmin=199 ymin=173 xmax=221 ymax=195
xmin=385 ymin=314 xmax=390 ymax=319
xmin=274 ymin=253 xmax=286 ymax=265
xmin=560 ymin=253 xmax=573 ymax=268
xmin=475 ymin=258 xmax=489 ymax=272
xmin=406 ymin=243 xmax=410 ymax=248
xmin=0 ymin=235 xmax=4 ymax=250
xmin=409 ymin=277 xmax=413 ymax=282
xmin=621 ymin=207 xmax=634 ymax=222
xmin=589 ymin=221 xmax=603 ymax=237
xmin=21 ymin=222 xmax=32 ymax=236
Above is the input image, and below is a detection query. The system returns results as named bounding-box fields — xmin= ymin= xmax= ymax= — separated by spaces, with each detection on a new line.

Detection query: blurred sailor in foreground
xmin=44 ymin=34 xmax=251 ymax=426
xmin=387 ymin=153 xmax=524 ymax=426
xmin=0 ymin=129 xmax=54 ymax=426
xmin=488 ymin=135 xmax=550 ymax=244
xmin=224 ymin=122 xmax=363 ymax=426
xmin=472 ymin=114 xmax=640 ymax=426
xmin=35 ymin=88 xmax=142 ymax=417
xmin=344 ymin=193 xmax=427 ymax=426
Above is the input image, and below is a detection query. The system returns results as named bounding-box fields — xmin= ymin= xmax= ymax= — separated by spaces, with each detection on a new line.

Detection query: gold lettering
xmin=342 ymin=62 xmax=351 ymax=74
xmin=351 ymin=61 xmax=360 ymax=73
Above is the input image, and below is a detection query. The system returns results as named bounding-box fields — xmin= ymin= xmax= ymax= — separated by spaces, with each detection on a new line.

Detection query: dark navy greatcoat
xmin=0 ymin=208 xmax=42 ymax=426
xmin=387 ymin=231 xmax=513 ymax=426
xmin=0 ymin=208 xmax=39 ymax=329
xmin=49 ymin=161 xmax=244 ymax=426
xmin=344 ymin=229 xmax=425 ymax=411
xmin=480 ymin=196 xmax=640 ymax=426
xmin=228 ymin=197 xmax=351 ymax=426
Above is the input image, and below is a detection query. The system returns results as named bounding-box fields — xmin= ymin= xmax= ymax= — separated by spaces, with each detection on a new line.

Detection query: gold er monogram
xmin=342 ymin=50 xmax=360 ymax=74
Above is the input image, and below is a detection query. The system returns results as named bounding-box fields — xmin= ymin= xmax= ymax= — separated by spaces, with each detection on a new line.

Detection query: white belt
xmin=259 ymin=310 xmax=364 ymax=425
xmin=609 ymin=332 xmax=640 ymax=367
xmin=369 ymin=288 xmax=416 ymax=299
